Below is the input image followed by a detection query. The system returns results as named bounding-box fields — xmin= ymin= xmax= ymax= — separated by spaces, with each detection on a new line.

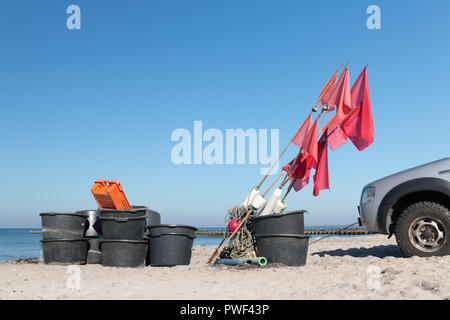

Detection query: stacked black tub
xmin=146 ymin=224 xmax=197 ymax=266
xmin=250 ymin=210 xmax=309 ymax=266
xmin=40 ymin=212 xmax=89 ymax=265
xmin=99 ymin=206 xmax=148 ymax=268
xmin=142 ymin=209 xmax=161 ymax=265
xmin=75 ymin=210 xmax=102 ymax=264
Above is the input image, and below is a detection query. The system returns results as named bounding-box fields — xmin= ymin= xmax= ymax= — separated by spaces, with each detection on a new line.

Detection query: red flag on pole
xmin=331 ymin=67 xmax=352 ymax=122
xmin=301 ymin=117 xmax=319 ymax=162
xmin=319 ymin=69 xmax=339 ymax=112
xmin=282 ymin=151 xmax=315 ymax=192
xmin=327 ymin=124 xmax=347 ymax=151
xmin=325 ymin=67 xmax=352 ymax=150
xmin=313 ymin=135 xmax=330 ymax=196
xmin=292 ymin=114 xmax=313 ymax=148
xmin=341 ymin=66 xmax=374 ymax=151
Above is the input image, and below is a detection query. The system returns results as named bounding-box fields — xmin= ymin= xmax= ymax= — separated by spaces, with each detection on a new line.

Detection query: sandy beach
xmin=0 ymin=235 xmax=448 ymax=300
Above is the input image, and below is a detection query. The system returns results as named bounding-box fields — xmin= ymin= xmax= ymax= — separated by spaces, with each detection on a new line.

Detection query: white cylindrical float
xmin=241 ymin=187 xmax=259 ymax=208
xmin=259 ymin=188 xmax=282 ymax=216
xmin=273 ymin=199 xmax=287 ymax=214
xmin=250 ymin=193 xmax=267 ymax=210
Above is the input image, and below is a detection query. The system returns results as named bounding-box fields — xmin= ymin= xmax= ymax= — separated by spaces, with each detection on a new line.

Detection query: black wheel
xmin=394 ymin=201 xmax=450 ymax=257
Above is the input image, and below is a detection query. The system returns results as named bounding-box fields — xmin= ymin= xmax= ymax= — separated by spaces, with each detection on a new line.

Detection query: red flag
xmin=301 ymin=117 xmax=319 ymax=162
xmin=313 ymin=136 xmax=330 ymax=196
xmin=293 ymin=178 xmax=309 ymax=192
xmin=342 ymin=66 xmax=374 ymax=151
xmin=325 ymin=68 xmax=352 ymax=150
xmin=282 ymin=151 xmax=315 ymax=192
xmin=327 ymin=125 xmax=347 ymax=151
xmin=292 ymin=114 xmax=313 ymax=148
xmin=331 ymin=67 xmax=352 ymax=122
xmin=319 ymin=68 xmax=339 ymax=112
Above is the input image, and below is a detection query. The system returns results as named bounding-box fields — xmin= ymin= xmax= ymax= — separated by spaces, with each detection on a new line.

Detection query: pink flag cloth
xmin=293 ymin=177 xmax=310 ymax=192
xmin=319 ymin=68 xmax=339 ymax=112
xmin=313 ymin=135 xmax=330 ymax=196
xmin=325 ymin=68 xmax=352 ymax=150
xmin=327 ymin=126 xmax=347 ymax=151
xmin=301 ymin=117 xmax=319 ymax=163
xmin=331 ymin=67 xmax=352 ymax=123
xmin=292 ymin=114 xmax=313 ymax=148
xmin=342 ymin=66 xmax=374 ymax=151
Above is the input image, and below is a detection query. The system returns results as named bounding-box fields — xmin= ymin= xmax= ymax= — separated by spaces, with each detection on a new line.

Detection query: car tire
xmin=394 ymin=201 xmax=450 ymax=257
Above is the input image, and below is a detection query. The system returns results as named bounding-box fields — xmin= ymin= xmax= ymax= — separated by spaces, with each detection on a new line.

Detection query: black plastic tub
xmin=100 ymin=240 xmax=147 ymax=268
xmin=147 ymin=225 xmax=197 ymax=266
xmin=40 ymin=213 xmax=88 ymax=240
xmin=146 ymin=210 xmax=161 ymax=228
xmin=41 ymin=239 xmax=89 ymax=265
xmin=133 ymin=206 xmax=161 ymax=228
xmin=86 ymin=237 xmax=102 ymax=264
xmin=99 ymin=207 xmax=147 ymax=240
xmin=253 ymin=234 xmax=309 ymax=266
xmin=76 ymin=210 xmax=101 ymax=237
xmin=143 ymin=232 xmax=150 ymax=266
xmin=250 ymin=210 xmax=306 ymax=235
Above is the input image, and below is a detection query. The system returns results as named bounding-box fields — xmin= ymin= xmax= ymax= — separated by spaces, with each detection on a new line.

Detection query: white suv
xmin=359 ymin=158 xmax=450 ymax=257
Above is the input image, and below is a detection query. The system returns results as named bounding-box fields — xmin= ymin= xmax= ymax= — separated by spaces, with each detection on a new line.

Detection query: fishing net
xmin=219 ymin=206 xmax=256 ymax=259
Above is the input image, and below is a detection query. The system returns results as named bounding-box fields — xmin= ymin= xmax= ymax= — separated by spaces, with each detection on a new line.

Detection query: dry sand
xmin=0 ymin=235 xmax=449 ymax=300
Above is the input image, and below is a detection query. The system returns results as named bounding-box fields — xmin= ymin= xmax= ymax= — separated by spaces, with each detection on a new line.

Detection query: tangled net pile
xmin=220 ymin=206 xmax=255 ymax=259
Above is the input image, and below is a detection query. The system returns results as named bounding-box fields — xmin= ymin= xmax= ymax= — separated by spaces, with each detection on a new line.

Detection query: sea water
xmin=0 ymin=226 xmax=365 ymax=262
xmin=0 ymin=229 xmax=43 ymax=262
xmin=0 ymin=228 xmax=224 ymax=262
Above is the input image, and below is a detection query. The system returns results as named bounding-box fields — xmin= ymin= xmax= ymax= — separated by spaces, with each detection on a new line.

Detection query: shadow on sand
xmin=312 ymin=245 xmax=404 ymax=258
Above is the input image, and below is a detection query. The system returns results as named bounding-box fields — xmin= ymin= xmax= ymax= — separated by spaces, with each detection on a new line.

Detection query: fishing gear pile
xmin=207 ymin=63 xmax=375 ymax=264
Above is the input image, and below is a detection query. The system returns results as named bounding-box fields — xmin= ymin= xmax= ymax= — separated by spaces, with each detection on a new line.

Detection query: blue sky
xmin=0 ymin=0 xmax=449 ymax=228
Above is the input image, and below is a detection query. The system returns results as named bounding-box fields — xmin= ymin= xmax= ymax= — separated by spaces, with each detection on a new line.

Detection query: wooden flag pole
xmin=262 ymin=171 xmax=285 ymax=197
xmin=206 ymin=206 xmax=253 ymax=264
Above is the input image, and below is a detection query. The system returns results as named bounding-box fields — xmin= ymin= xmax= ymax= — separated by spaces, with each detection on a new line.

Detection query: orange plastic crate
xmin=91 ymin=180 xmax=131 ymax=210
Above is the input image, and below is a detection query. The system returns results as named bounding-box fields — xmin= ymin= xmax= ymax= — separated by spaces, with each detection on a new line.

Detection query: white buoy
xmin=241 ymin=187 xmax=259 ymax=207
xmin=250 ymin=193 xmax=267 ymax=210
xmin=259 ymin=188 xmax=282 ymax=216
xmin=273 ymin=199 xmax=287 ymax=214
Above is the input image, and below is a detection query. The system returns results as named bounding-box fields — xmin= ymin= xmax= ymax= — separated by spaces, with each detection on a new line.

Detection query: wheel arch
xmin=377 ymin=178 xmax=450 ymax=235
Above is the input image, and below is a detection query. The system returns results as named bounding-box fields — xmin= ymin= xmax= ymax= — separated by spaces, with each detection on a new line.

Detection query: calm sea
xmin=0 ymin=228 xmax=225 ymax=262
xmin=0 ymin=226 xmax=361 ymax=262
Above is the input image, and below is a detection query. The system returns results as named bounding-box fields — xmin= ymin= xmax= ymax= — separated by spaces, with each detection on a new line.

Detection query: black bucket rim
xmin=99 ymin=214 xmax=146 ymax=221
xmin=39 ymin=212 xmax=87 ymax=218
xmin=249 ymin=210 xmax=307 ymax=222
xmin=41 ymin=238 xmax=89 ymax=243
xmin=253 ymin=233 xmax=310 ymax=239
xmin=100 ymin=239 xmax=148 ymax=245
xmin=99 ymin=206 xmax=148 ymax=214
xmin=131 ymin=205 xmax=149 ymax=209
xmin=146 ymin=224 xmax=197 ymax=231
xmin=149 ymin=232 xmax=196 ymax=239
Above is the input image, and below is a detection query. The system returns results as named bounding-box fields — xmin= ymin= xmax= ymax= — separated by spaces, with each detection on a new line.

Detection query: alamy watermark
xmin=66 ymin=5 xmax=81 ymax=30
xmin=170 ymin=121 xmax=280 ymax=175
xmin=66 ymin=265 xmax=81 ymax=290
xmin=366 ymin=265 xmax=381 ymax=291
xmin=366 ymin=5 xmax=381 ymax=30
